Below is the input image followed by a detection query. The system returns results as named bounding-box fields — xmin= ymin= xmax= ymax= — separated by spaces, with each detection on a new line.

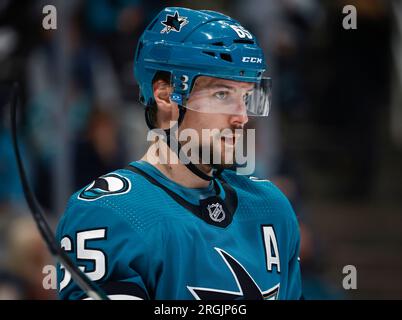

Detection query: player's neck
xmin=141 ymin=143 xmax=213 ymax=188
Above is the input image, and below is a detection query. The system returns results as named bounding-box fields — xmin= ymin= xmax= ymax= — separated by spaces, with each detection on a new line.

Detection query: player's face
xmin=180 ymin=76 xmax=251 ymax=168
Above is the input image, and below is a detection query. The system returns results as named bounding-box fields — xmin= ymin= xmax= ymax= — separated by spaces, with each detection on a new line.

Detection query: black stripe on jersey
xmin=100 ymin=281 xmax=149 ymax=300
xmin=125 ymin=164 xmax=238 ymax=228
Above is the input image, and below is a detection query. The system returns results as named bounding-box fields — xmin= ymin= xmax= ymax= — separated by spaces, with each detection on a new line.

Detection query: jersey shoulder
xmin=221 ymin=169 xmax=299 ymax=223
xmin=58 ymin=167 xmax=166 ymax=239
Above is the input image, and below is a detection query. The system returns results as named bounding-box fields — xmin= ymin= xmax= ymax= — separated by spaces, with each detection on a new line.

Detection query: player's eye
xmin=214 ymin=91 xmax=228 ymax=100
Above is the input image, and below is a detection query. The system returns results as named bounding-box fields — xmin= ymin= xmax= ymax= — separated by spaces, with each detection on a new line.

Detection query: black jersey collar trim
xmin=125 ymin=164 xmax=238 ymax=228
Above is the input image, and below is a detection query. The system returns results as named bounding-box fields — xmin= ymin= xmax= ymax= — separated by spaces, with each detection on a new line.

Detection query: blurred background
xmin=0 ymin=0 xmax=401 ymax=299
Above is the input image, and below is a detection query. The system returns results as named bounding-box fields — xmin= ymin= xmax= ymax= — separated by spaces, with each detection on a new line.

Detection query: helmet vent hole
xmin=220 ymin=53 xmax=232 ymax=62
xmin=212 ymin=41 xmax=225 ymax=46
xmin=203 ymin=51 xmax=216 ymax=57
xmin=233 ymin=39 xmax=254 ymax=44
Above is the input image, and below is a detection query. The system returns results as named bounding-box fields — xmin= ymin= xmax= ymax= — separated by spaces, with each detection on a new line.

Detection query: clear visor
xmin=183 ymin=77 xmax=271 ymax=117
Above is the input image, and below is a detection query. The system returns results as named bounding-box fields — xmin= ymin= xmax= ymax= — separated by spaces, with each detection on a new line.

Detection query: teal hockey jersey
xmin=56 ymin=160 xmax=302 ymax=300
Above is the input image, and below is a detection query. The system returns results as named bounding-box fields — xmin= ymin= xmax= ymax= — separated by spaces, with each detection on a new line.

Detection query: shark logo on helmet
xmin=161 ymin=11 xmax=189 ymax=34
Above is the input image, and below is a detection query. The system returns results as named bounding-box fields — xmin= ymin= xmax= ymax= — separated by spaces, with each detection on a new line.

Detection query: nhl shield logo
xmin=207 ymin=203 xmax=226 ymax=223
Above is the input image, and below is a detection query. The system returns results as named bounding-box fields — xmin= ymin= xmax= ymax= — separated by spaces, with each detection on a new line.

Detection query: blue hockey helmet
xmin=134 ymin=7 xmax=271 ymax=117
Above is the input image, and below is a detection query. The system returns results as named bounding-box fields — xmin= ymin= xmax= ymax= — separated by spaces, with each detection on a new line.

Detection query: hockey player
xmin=56 ymin=7 xmax=303 ymax=300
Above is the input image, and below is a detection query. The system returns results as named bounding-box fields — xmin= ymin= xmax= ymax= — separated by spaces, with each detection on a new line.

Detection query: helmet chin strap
xmin=144 ymin=105 xmax=224 ymax=182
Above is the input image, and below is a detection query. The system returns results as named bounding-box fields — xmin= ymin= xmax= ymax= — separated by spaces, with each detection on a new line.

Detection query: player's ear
xmin=153 ymin=79 xmax=179 ymax=128
xmin=153 ymin=79 xmax=174 ymax=112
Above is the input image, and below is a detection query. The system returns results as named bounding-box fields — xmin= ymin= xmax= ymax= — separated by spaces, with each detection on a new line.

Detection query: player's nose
xmin=228 ymin=98 xmax=249 ymax=126
xmin=229 ymin=112 xmax=249 ymax=127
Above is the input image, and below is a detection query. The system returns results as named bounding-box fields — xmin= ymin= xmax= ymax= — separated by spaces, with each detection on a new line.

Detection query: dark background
xmin=0 ymin=0 xmax=401 ymax=299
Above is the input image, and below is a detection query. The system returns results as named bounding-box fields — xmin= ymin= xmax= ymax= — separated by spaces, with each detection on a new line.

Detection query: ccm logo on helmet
xmin=242 ymin=57 xmax=263 ymax=63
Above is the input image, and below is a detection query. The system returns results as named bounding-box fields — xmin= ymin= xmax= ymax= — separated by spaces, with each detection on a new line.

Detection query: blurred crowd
xmin=0 ymin=0 xmax=399 ymax=299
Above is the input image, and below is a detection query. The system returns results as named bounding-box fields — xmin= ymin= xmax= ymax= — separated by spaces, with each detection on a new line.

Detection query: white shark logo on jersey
xmin=187 ymin=248 xmax=280 ymax=300
xmin=207 ymin=203 xmax=225 ymax=223
xmin=78 ymin=173 xmax=131 ymax=201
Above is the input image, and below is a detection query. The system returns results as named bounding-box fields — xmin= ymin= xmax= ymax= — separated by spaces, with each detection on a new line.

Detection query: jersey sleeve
xmin=285 ymin=213 xmax=303 ymax=300
xmin=264 ymin=180 xmax=303 ymax=300
xmin=56 ymin=197 xmax=152 ymax=300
